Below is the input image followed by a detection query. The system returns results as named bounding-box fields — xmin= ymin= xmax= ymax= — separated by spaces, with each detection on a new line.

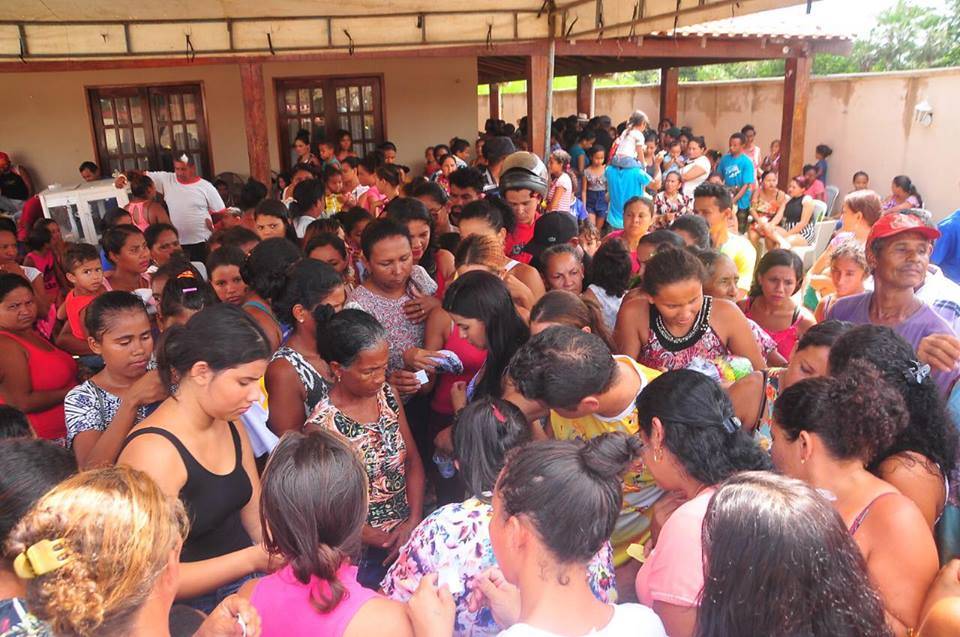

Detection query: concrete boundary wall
xmin=480 ymin=68 xmax=960 ymax=220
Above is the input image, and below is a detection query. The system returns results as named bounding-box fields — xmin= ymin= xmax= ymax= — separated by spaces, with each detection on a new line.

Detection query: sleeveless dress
xmin=243 ymin=299 xmax=286 ymax=345
xmin=587 ymin=283 xmax=624 ymax=332
xmin=270 ymin=346 xmax=330 ymax=417
xmin=122 ymin=422 xmax=254 ymax=612
xmin=849 ymin=493 xmax=899 ymax=535
xmin=744 ymin=298 xmax=802 ymax=361
xmin=433 ymin=264 xmax=447 ymax=300
xmin=0 ymin=330 xmax=77 ymax=442
xmin=305 ymin=384 xmax=410 ymax=532
xmin=123 ymin=422 xmax=253 ymax=562
xmin=431 ymin=321 xmax=487 ymax=419
xmin=65 ymin=289 xmax=97 ymax=339
xmin=638 ymin=297 xmax=731 ymax=371
xmin=750 ymin=191 xmax=784 ymax=221
xmin=251 ymin=563 xmax=378 ymax=637
xmin=781 ymin=195 xmax=815 ymax=243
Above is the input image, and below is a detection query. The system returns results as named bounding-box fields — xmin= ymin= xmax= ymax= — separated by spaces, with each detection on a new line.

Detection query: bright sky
xmin=763 ymin=0 xmax=946 ymax=31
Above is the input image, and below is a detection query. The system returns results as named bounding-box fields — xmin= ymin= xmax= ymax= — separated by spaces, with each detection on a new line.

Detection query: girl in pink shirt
xmin=241 ymin=430 xmax=413 ymax=637
xmin=634 ymin=370 xmax=770 ymax=637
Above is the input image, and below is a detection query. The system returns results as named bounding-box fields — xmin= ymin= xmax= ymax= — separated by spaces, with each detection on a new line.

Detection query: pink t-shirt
xmin=635 ymin=487 xmax=714 ymax=608
xmin=805 ymin=179 xmax=827 ymax=203
xmin=250 ymin=563 xmax=378 ymax=637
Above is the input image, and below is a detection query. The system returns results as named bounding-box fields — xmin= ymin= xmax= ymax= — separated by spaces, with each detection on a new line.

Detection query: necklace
xmin=651 ymin=296 xmax=712 ymax=352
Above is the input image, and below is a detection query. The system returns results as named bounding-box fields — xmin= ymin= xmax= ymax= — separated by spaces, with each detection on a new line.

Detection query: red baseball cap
xmin=0 ymin=152 xmax=9 ymax=163
xmin=866 ymin=212 xmax=940 ymax=251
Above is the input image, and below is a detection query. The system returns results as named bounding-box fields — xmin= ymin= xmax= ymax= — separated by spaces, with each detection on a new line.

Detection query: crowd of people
xmin=0 ymin=108 xmax=959 ymax=637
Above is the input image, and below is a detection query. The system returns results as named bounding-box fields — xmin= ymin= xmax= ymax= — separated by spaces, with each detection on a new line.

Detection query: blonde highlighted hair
xmin=6 ymin=466 xmax=188 ymax=637
xmin=454 ymin=233 xmax=505 ymax=275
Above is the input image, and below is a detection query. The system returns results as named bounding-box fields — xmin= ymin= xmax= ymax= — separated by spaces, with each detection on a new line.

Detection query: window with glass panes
xmin=88 ymin=84 xmax=213 ymax=178
xmin=275 ymin=76 xmax=383 ymax=172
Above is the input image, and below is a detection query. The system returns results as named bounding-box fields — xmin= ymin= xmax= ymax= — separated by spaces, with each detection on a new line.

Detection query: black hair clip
xmin=722 ymin=416 xmax=742 ymax=435
xmin=904 ymin=360 xmax=931 ymax=385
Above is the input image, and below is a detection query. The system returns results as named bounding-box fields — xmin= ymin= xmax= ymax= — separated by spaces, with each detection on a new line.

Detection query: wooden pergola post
xmin=489 ymin=83 xmax=501 ymax=121
xmin=779 ymin=55 xmax=811 ymax=185
xmin=526 ymin=51 xmax=549 ymax=158
xmin=576 ymin=74 xmax=594 ymax=118
xmin=238 ymin=62 xmax=270 ymax=186
xmin=659 ymin=66 xmax=679 ymax=125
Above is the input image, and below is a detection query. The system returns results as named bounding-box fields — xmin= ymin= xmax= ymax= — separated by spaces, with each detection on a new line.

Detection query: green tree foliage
xmin=813 ymin=0 xmax=957 ymax=74
xmin=940 ymin=0 xmax=960 ymax=65
xmin=478 ymin=0 xmax=960 ymax=93
xmin=671 ymin=0 xmax=960 ymax=80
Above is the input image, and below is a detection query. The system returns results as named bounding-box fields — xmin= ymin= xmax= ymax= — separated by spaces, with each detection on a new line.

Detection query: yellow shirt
xmin=719 ymin=231 xmax=757 ymax=292
xmin=549 ymin=356 xmax=663 ymax=565
xmin=324 ymin=193 xmax=343 ymax=215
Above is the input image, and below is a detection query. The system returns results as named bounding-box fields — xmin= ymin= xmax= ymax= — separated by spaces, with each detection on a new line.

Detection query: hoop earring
xmin=653 ymin=447 xmax=663 ymax=463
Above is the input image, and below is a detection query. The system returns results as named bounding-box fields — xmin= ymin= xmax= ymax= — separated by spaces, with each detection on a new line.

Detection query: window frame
xmin=87 ymin=82 xmax=214 ymax=178
xmin=274 ymin=74 xmax=385 ymax=174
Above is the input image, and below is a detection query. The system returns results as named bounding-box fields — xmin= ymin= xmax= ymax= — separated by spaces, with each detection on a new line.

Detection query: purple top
xmin=827 ymin=292 xmax=959 ymax=395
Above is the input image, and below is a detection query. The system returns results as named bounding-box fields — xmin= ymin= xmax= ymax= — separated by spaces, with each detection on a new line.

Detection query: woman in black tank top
xmin=118 ymin=305 xmax=273 ymax=613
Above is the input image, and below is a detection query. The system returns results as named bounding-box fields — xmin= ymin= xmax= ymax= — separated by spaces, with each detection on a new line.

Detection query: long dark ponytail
xmin=260 ymin=430 xmax=368 ymax=612
xmin=893 ymin=175 xmax=923 ymax=207
xmin=443 ymin=270 xmax=529 ymax=400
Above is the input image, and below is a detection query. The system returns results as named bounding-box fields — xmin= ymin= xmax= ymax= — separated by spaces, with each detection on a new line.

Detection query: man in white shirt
xmin=116 ymin=152 xmax=224 ymax=261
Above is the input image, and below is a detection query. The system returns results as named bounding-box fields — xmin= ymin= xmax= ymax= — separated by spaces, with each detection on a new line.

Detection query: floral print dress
xmin=382 ymin=497 xmax=617 ymax=636
xmin=305 ymin=383 xmax=409 ymax=531
xmin=345 ymin=265 xmax=437 ymax=375
xmin=755 ymin=367 xmax=786 ymax=452
xmin=270 ymin=346 xmax=330 ymax=417
xmin=653 ymin=191 xmax=693 ymax=219
xmin=63 ymin=379 xmax=156 ymax=449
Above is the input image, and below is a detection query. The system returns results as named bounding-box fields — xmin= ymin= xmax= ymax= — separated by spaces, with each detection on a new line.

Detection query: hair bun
xmin=312 ymin=303 xmax=336 ymax=327
xmin=579 ymin=432 xmax=640 ymax=481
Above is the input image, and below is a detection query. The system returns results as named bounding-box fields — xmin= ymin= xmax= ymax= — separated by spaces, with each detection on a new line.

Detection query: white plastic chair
xmin=811 ymin=199 xmax=828 ymax=223
xmin=825 ymin=185 xmax=840 ymax=218
xmin=792 ymin=219 xmax=836 ymax=272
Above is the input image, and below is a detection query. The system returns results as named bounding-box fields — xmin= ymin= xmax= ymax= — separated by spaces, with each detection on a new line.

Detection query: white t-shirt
xmin=681 ymin=156 xmax=712 ymax=198
xmin=146 ymin=172 xmax=225 ymax=245
xmin=294 ymin=215 xmax=316 ymax=238
xmin=548 ymin=172 xmax=575 ymax=213
xmin=499 ymin=604 xmax=666 ymax=637
xmin=745 ymin=145 xmax=762 ymax=171
xmin=614 ymin=129 xmax=645 ymax=160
